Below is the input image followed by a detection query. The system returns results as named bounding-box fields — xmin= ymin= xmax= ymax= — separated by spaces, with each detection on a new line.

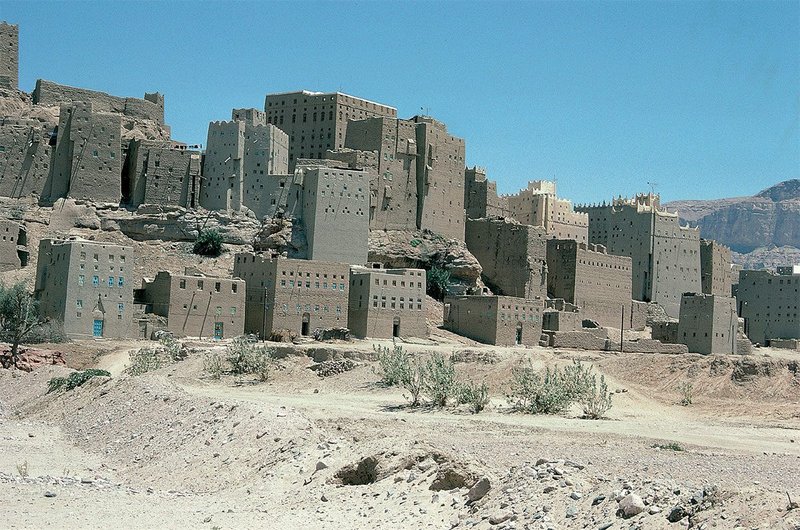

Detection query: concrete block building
xmin=0 ymin=22 xmax=18 ymax=90
xmin=546 ymin=239 xmax=633 ymax=328
xmin=348 ymin=266 xmax=427 ymax=339
xmin=124 ymin=140 xmax=201 ymax=208
xmin=34 ymin=238 xmax=134 ymax=339
xmin=465 ymin=217 xmax=547 ymax=299
xmin=136 ymin=270 xmax=245 ymax=339
xmin=700 ymin=239 xmax=733 ymax=296
xmin=43 ymin=102 xmax=123 ymax=204
xmin=201 ymin=109 xmax=289 ymax=213
xmin=577 ymin=193 xmax=701 ymax=318
xmin=0 ymin=219 xmax=27 ymax=271
xmin=737 ymin=268 xmax=800 ymax=345
xmin=0 ymin=118 xmax=55 ymax=198
xmin=677 ymin=293 xmax=738 ymax=354
xmin=264 ymin=90 xmax=396 ymax=170
xmin=444 ymin=295 xmax=544 ymax=347
xmin=233 ymin=253 xmax=350 ymax=338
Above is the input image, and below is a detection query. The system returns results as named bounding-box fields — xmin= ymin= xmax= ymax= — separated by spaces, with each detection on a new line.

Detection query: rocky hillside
xmin=665 ymin=180 xmax=800 ymax=254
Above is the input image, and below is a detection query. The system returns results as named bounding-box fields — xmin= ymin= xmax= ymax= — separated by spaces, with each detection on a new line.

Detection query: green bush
xmin=193 ymin=229 xmax=224 ymax=257
xmin=652 ymin=441 xmax=685 ymax=451
xmin=457 ymin=381 xmax=490 ymax=413
xmin=227 ymin=337 xmax=274 ymax=382
xmin=426 ymin=266 xmax=451 ymax=301
xmin=203 ymin=350 xmax=225 ymax=380
xmin=678 ymin=381 xmax=694 ymax=406
xmin=425 ymin=352 xmax=456 ymax=407
xmin=373 ymin=344 xmax=411 ymax=386
xmin=508 ymin=360 xmax=598 ymax=415
xmin=26 ymin=319 xmax=68 ymax=344
xmin=47 ymin=369 xmax=111 ymax=393
xmin=128 ymin=346 xmax=164 ymax=376
xmin=581 ymin=374 xmax=613 ymax=419
xmin=402 ymin=358 xmax=426 ymax=407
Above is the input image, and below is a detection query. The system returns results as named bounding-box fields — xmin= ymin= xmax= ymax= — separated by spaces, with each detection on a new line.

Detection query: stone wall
xmin=32 ymin=80 xmax=164 ymax=124
xmin=465 ymin=217 xmax=547 ymax=299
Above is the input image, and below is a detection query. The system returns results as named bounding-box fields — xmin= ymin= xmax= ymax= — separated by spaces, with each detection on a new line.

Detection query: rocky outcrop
xmin=665 ymin=180 xmax=800 ymax=254
xmin=368 ymin=229 xmax=482 ymax=285
xmin=252 ymin=216 xmax=306 ymax=258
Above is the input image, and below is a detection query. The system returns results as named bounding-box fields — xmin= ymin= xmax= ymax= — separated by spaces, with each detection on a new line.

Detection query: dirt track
xmin=1 ymin=339 xmax=799 ymax=529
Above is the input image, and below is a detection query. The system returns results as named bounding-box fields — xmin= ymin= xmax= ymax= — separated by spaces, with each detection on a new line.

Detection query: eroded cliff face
xmin=665 ymin=180 xmax=800 ymax=254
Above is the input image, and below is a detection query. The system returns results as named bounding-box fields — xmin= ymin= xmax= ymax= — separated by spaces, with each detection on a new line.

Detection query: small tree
xmin=0 ymin=283 xmax=41 ymax=368
xmin=426 ymin=266 xmax=451 ymax=301
xmin=425 ymin=352 xmax=456 ymax=407
xmin=193 ymin=229 xmax=224 ymax=257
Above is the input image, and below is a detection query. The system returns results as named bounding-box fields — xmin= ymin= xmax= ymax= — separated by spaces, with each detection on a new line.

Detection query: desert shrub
xmin=581 ymin=374 xmax=613 ymax=419
xmin=678 ymin=381 xmax=694 ymax=406
xmin=16 ymin=460 xmax=28 ymax=477
xmin=373 ymin=344 xmax=411 ymax=386
xmin=159 ymin=335 xmax=187 ymax=362
xmin=227 ymin=337 xmax=274 ymax=381
xmin=402 ymin=358 xmax=426 ymax=407
xmin=193 ymin=229 xmax=223 ymax=257
xmin=508 ymin=360 xmax=599 ymax=415
xmin=47 ymin=369 xmax=110 ymax=393
xmin=425 ymin=352 xmax=456 ymax=407
xmin=652 ymin=441 xmax=685 ymax=451
xmin=457 ymin=380 xmax=490 ymax=413
xmin=203 ymin=350 xmax=225 ymax=380
xmin=128 ymin=347 xmax=165 ymax=376
xmin=426 ymin=266 xmax=451 ymax=301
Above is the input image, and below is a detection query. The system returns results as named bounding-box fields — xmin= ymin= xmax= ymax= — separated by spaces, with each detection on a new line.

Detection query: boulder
xmin=618 ymin=493 xmax=645 ymax=517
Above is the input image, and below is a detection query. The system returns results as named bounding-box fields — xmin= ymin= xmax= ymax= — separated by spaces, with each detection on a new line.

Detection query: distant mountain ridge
xmin=664 ymin=180 xmax=800 ymax=256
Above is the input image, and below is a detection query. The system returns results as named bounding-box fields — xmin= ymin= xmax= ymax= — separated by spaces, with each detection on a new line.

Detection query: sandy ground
xmin=1 ymin=338 xmax=799 ymax=529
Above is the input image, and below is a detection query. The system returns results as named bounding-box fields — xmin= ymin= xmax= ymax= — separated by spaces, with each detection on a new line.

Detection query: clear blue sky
xmin=2 ymin=0 xmax=797 ymax=204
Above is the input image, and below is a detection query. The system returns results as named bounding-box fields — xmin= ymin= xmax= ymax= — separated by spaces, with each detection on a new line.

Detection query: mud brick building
xmin=444 ymin=295 xmax=544 ymax=347
xmin=348 ymin=266 xmax=427 ymax=339
xmin=201 ymin=109 xmax=289 ymax=213
xmin=264 ymin=90 xmax=396 ymax=170
xmin=124 ymin=140 xmax=201 ymax=208
xmin=34 ymin=238 xmax=134 ymax=339
xmin=0 ymin=219 xmax=27 ymax=271
xmin=136 ymin=270 xmax=245 ymax=339
xmin=737 ymin=268 xmax=800 ymax=345
xmin=700 ymin=239 xmax=733 ymax=297
xmin=465 ymin=217 xmax=548 ymax=299
xmin=506 ymin=181 xmax=588 ymax=242
xmin=464 ymin=167 xmax=512 ymax=219
xmin=577 ymin=193 xmax=701 ymax=318
xmin=0 ymin=118 xmax=54 ymax=199
xmin=0 ymin=22 xmax=18 ymax=90
xmin=42 ymin=102 xmax=122 ymax=204
xmin=676 ymin=293 xmax=738 ymax=354
xmin=344 ymin=116 xmax=419 ymax=231
xmin=546 ymin=239 xmax=633 ymax=328
xmin=233 ymin=253 xmax=350 ymax=338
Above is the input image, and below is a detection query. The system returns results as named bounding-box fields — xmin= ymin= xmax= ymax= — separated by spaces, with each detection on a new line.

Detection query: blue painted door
xmin=93 ymin=319 xmax=104 ymax=337
xmin=214 ymin=322 xmax=223 ymax=340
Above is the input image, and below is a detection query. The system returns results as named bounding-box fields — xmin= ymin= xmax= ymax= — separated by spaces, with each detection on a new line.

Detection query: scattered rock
xmin=618 ymin=493 xmax=646 ymax=517
xmin=467 ymin=477 xmax=491 ymax=502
